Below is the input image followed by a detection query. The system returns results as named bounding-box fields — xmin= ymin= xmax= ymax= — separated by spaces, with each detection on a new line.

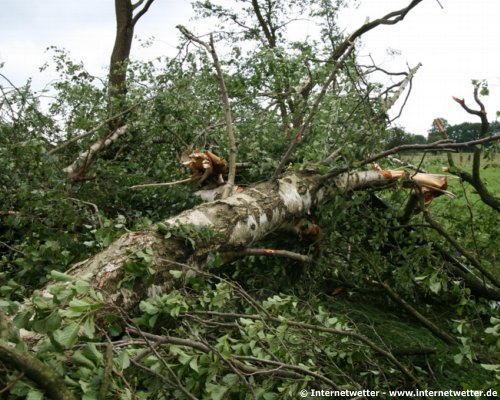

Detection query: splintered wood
xmin=371 ymin=164 xmax=454 ymax=206
xmin=181 ymin=149 xmax=227 ymax=185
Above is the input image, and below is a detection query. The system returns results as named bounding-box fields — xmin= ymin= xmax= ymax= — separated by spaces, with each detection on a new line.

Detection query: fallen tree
xmin=23 ymin=134 xmax=500 ymax=313
xmin=2 ymin=0 xmax=500 ymax=398
xmin=4 ymin=146 xmax=499 ymax=397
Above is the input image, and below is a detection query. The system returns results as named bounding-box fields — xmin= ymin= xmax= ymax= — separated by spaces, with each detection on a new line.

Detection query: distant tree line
xmin=386 ymin=119 xmax=500 ymax=151
xmin=384 ymin=126 xmax=426 ymax=149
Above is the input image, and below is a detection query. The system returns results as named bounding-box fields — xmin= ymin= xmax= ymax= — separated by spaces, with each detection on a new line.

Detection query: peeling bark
xmin=30 ymin=170 xmax=388 ymax=315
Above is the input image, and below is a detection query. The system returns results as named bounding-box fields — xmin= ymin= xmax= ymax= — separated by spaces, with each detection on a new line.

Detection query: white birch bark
xmin=23 ymin=170 xmax=396 ymax=318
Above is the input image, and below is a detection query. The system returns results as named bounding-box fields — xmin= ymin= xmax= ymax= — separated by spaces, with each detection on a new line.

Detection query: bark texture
xmin=62 ymin=172 xmax=328 ymax=312
xmin=0 ymin=342 xmax=76 ymax=400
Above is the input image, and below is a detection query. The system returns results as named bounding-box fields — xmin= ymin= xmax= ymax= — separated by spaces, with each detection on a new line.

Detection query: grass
xmin=398 ymin=152 xmax=500 ymax=203
xmin=387 ymin=151 xmax=499 ymax=280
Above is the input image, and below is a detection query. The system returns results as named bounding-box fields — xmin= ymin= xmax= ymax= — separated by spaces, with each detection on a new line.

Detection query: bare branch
xmin=385 ymin=63 xmax=422 ymax=110
xmin=48 ymin=103 xmax=138 ymax=156
xmin=131 ymin=0 xmax=145 ymax=10
xmin=313 ymin=146 xmax=344 ymax=167
xmin=129 ymin=178 xmax=193 ymax=189
xmin=132 ymin=0 xmax=155 ymax=26
xmin=450 ymin=87 xmax=499 ymax=211
xmin=225 ymin=248 xmax=312 ymax=263
xmin=329 ymin=0 xmax=423 ymax=63
xmin=387 ymin=155 xmax=427 ymax=173
xmin=357 ymin=135 xmax=500 ymax=168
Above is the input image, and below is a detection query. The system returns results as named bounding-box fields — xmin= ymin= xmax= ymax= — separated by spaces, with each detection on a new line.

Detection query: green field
xmin=399 ymin=152 xmax=500 ymax=200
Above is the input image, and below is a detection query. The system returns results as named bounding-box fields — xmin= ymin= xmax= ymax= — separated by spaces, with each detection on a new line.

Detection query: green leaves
xmin=138 ymin=291 xmax=189 ymax=328
xmin=205 ymin=382 xmax=229 ymax=400
xmin=53 ymin=322 xmax=80 ymax=349
xmin=120 ymin=247 xmax=156 ymax=288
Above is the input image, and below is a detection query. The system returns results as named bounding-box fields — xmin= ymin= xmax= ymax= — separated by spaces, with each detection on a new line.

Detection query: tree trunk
xmin=109 ymin=0 xmax=134 ymax=101
xmin=108 ymin=0 xmax=134 ymax=128
xmin=42 ymin=171 xmax=392 ymax=313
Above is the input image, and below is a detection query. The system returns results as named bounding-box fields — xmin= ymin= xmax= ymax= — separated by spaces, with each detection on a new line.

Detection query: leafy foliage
xmin=1 ymin=0 xmax=499 ymax=398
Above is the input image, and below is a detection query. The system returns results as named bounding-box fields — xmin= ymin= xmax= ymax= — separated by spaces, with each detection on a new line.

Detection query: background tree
xmin=108 ymin=0 xmax=155 ymax=123
xmin=427 ymin=116 xmax=449 ymax=142
xmin=385 ymin=125 xmax=426 ymax=149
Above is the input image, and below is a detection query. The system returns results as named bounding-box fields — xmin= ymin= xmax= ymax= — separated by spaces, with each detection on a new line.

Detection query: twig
xmin=450 ymin=86 xmax=500 ymax=211
xmin=68 ymin=197 xmax=103 ymax=228
xmin=311 ymin=146 xmax=344 ymax=168
xmin=124 ymin=324 xmax=198 ymax=400
xmin=328 ymin=1 xmax=423 ymax=63
xmin=132 ymin=0 xmax=156 ymax=26
xmin=97 ymin=342 xmax=113 ymax=400
xmin=433 ymin=118 xmax=455 ymax=168
xmin=0 ymin=343 xmax=76 ymax=400
xmin=192 ymin=332 xmax=257 ymax=400
xmin=0 ymin=240 xmax=25 ymax=255
xmin=387 ymin=155 xmax=427 ymax=173
xmin=127 ymin=327 xmax=339 ymax=389
xmin=376 ymin=280 xmax=457 ymax=345
xmin=64 ymin=125 xmax=128 ymax=181
xmin=0 ymin=371 xmax=25 ymax=395
xmin=129 ymin=178 xmax=192 ymax=189
xmin=385 ymin=63 xmax=421 ymax=111
xmin=272 ymin=0 xmax=425 ymax=178
xmin=434 ymin=243 xmax=500 ymax=301
xmin=391 ymin=347 xmax=437 ymax=356
xmin=235 ymin=356 xmax=340 ymax=389
xmin=360 ymin=248 xmax=457 ymax=345
xmin=224 ymin=248 xmax=312 ymax=263
xmin=357 ymin=135 xmax=500 ymax=168
xmin=459 ymin=181 xmax=481 ymax=263
xmin=130 ymin=358 xmax=176 ymax=389
xmin=390 ymin=78 xmax=413 ymax=122
xmin=186 ymin=311 xmax=419 ymax=385
xmin=272 ymin=43 xmax=355 ymax=178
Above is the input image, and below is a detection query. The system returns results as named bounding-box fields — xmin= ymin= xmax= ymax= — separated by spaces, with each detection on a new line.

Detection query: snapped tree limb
xmin=64 ymin=125 xmax=128 ymax=181
xmin=176 ymin=26 xmax=237 ymax=199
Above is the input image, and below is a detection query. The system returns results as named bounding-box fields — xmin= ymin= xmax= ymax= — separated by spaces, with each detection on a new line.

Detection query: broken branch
xmin=177 ymin=26 xmax=237 ymax=199
xmin=64 ymin=125 xmax=128 ymax=181
xmin=225 ymin=248 xmax=312 ymax=263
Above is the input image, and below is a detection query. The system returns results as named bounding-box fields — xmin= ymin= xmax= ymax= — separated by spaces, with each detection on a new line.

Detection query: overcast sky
xmin=1 ymin=0 xmax=499 ymax=136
